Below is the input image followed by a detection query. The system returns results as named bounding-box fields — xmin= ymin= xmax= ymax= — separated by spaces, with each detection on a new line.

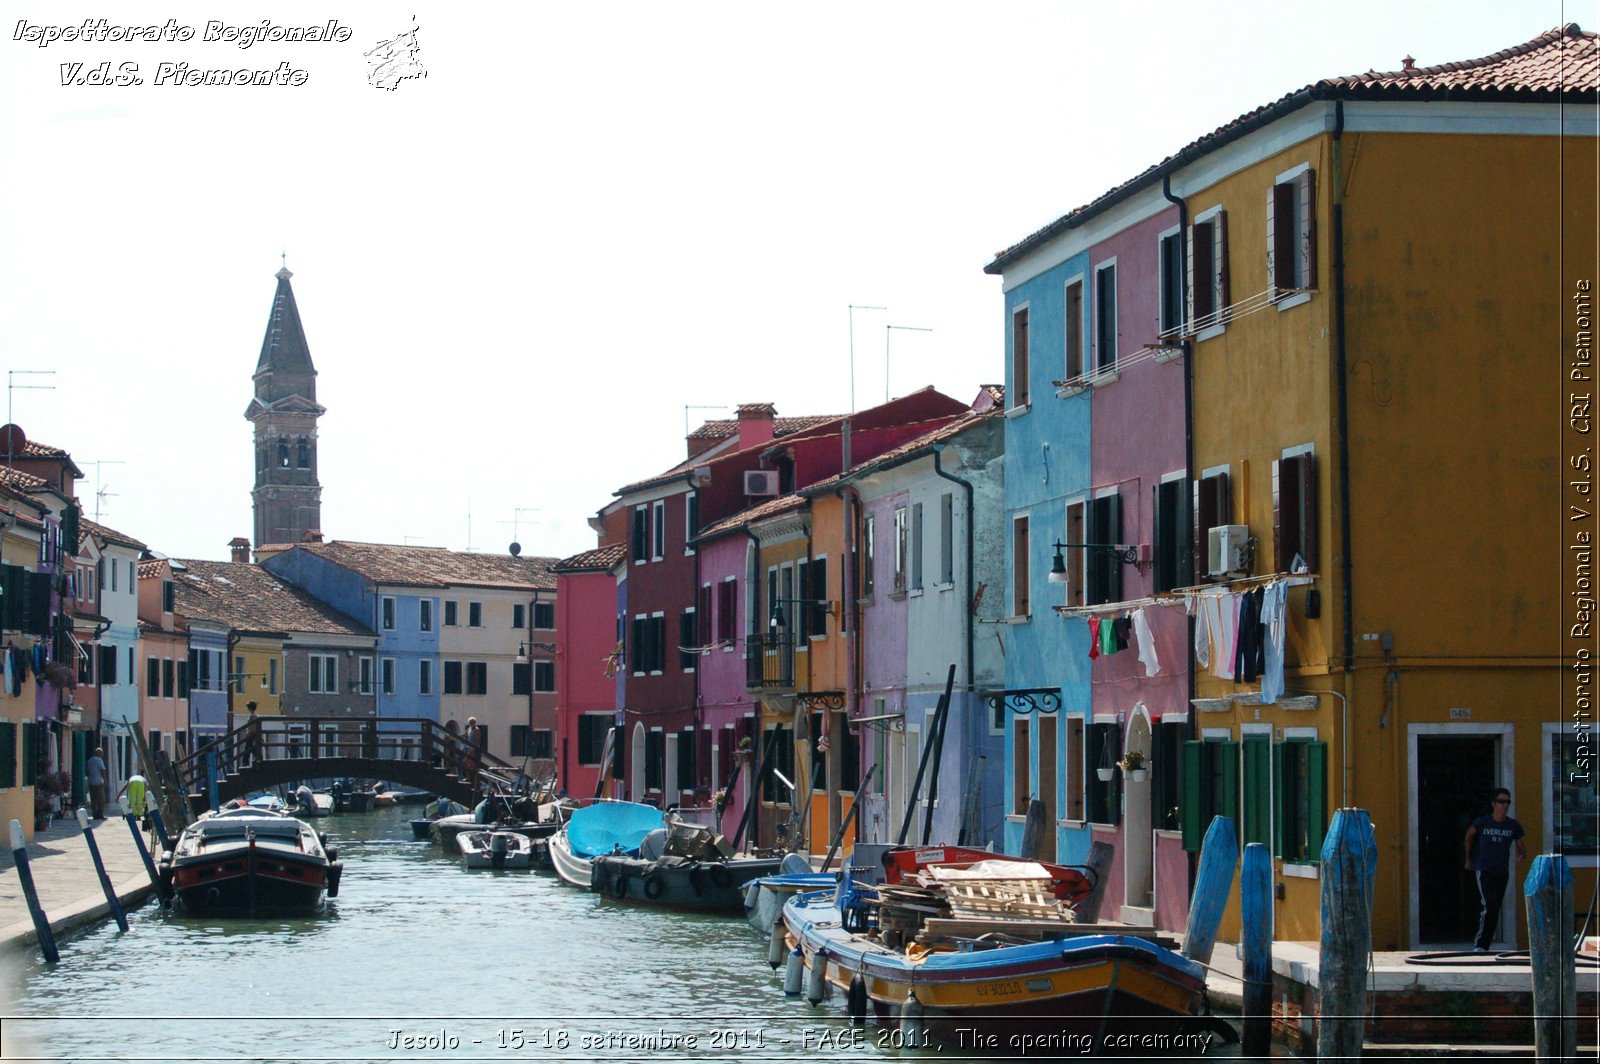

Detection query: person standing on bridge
xmin=244 ymin=702 xmax=263 ymax=767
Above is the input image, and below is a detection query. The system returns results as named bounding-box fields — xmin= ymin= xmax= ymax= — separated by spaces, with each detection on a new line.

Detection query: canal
xmin=2 ymin=806 xmax=1248 ymax=1061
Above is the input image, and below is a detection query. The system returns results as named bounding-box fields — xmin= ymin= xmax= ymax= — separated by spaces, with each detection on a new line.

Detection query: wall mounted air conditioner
xmin=744 ymin=470 xmax=779 ymax=497
xmin=1207 ymin=525 xmax=1249 ymax=577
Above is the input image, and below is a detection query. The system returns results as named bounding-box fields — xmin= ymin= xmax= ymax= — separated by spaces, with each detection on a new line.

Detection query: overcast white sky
xmin=0 ymin=1 xmax=1580 ymax=561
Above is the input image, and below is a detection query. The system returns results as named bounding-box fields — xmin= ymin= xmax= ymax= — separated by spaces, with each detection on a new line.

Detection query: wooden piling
xmin=1074 ymin=841 xmax=1116 ymax=924
xmin=1317 ymin=807 xmax=1377 ymax=1061
xmin=8 ymin=819 xmax=59 ymax=963
xmin=75 ymin=808 xmax=128 ymax=932
xmin=1240 ymin=841 xmax=1272 ymax=1058
xmin=1523 ymin=853 xmax=1576 ymax=1061
xmin=123 ymin=809 xmax=160 ymax=888
xmin=1182 ymin=815 xmax=1238 ymax=965
xmin=204 ymin=747 xmax=220 ymax=812
xmin=1018 ymin=799 xmax=1049 ymax=860
xmin=148 ymin=807 xmax=172 ymax=853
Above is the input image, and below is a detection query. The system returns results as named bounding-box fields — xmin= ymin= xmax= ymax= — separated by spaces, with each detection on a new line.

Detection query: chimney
xmin=735 ymin=402 xmax=777 ymax=449
xmin=1400 ymin=54 xmax=1416 ymax=73
xmin=228 ymin=537 xmax=251 ymax=564
xmin=301 ymin=529 xmax=324 ymax=544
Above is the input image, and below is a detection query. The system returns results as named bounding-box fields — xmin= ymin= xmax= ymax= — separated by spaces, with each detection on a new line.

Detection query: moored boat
xmin=246 ymin=794 xmax=287 ymax=813
xmin=292 ymin=786 xmax=334 ymax=818
xmin=549 ymin=801 xmax=663 ymax=889
xmin=458 ymin=830 xmax=534 ymax=870
xmin=589 ymin=817 xmax=782 ymax=912
xmin=746 ymin=871 xmax=836 ymax=934
xmin=160 ymin=807 xmax=341 ymax=916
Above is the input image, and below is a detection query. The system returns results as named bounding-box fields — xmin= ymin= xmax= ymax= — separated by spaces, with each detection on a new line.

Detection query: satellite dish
xmin=0 ymin=424 xmax=27 ymax=456
xmin=508 ymin=541 xmax=522 ymax=557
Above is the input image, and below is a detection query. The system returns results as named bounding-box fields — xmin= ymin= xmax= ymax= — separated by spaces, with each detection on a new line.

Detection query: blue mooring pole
xmin=1523 ymin=853 xmax=1576 ymax=1061
xmin=205 ymin=748 xmax=219 ymax=812
xmin=1240 ymin=841 xmax=1272 ymax=1057
xmin=75 ymin=808 xmax=128 ymax=932
xmin=1183 ymin=815 xmax=1238 ymax=966
xmin=8 ymin=819 xmax=59 ymax=963
xmin=1317 ymin=808 xmax=1377 ymax=1061
xmin=147 ymin=806 xmax=172 ymax=853
xmin=123 ymin=806 xmax=160 ymax=888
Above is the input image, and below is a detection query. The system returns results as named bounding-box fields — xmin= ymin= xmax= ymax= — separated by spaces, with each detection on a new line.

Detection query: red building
xmin=550 ymin=544 xmax=625 ymax=799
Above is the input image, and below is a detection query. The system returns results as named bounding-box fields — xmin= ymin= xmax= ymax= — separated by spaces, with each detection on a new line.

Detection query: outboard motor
xmin=490 ymin=832 xmax=509 ymax=869
xmin=295 ymin=786 xmax=314 ymax=816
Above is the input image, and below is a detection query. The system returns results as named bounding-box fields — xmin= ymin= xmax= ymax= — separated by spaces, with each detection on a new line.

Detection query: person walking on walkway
xmin=85 ymin=747 xmax=108 ymax=819
xmin=117 ymin=772 xmax=152 ymax=829
xmin=1463 ymin=787 xmax=1527 ymax=952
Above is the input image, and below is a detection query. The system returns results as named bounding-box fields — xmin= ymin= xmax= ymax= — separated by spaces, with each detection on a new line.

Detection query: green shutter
xmin=21 ymin=722 xmax=37 ymax=786
xmin=1272 ymin=741 xmax=1288 ymax=858
xmin=1181 ymin=740 xmax=1204 ymax=850
xmin=0 ymin=721 xmax=15 ymax=788
xmin=1242 ymin=735 xmax=1270 ymax=846
xmin=1218 ymin=741 xmax=1239 ymax=828
xmin=1305 ymin=741 xmax=1329 ymax=861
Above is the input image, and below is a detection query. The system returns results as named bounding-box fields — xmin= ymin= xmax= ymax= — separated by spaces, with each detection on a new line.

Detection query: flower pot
xmin=1129 ymin=769 xmax=1148 ymax=783
xmin=1096 ymin=767 xmax=1115 ymax=782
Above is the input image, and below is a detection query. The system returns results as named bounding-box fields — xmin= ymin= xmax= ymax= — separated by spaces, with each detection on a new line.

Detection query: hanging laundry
xmin=1087 ymin=616 xmax=1102 ymax=660
xmin=1259 ymin=580 xmax=1289 ymax=704
xmin=1187 ymin=595 xmax=1211 ymax=668
xmin=1234 ymin=587 xmax=1266 ymax=683
xmin=1212 ymin=594 xmax=1237 ymax=681
xmin=1117 ymin=616 xmax=1134 ymax=652
xmin=1132 ymin=606 xmax=1161 ymax=677
xmin=1100 ymin=615 xmax=1118 ymax=655
xmin=31 ymin=642 xmax=46 ymax=675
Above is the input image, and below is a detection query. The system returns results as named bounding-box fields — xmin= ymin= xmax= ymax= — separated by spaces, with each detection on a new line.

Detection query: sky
xmin=0 ymin=1 xmax=1583 ymax=562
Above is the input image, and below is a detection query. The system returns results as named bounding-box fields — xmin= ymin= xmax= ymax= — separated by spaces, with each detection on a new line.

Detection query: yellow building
xmin=230 ymin=634 xmax=285 ymax=718
xmin=0 ymin=485 xmax=47 ymax=840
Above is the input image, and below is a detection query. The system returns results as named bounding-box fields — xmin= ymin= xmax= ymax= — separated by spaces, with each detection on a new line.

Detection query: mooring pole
xmin=8 ymin=819 xmax=59 ymax=963
xmin=1018 ymin=799 xmax=1049 ymax=861
xmin=75 ymin=808 xmax=128 ymax=932
xmin=148 ymin=807 xmax=172 ymax=853
xmin=919 ymin=664 xmax=957 ymax=845
xmin=1074 ymin=840 xmax=1116 ymax=924
xmin=1317 ymin=808 xmax=1377 ymax=1061
xmin=1240 ymin=841 xmax=1272 ymax=1057
xmin=123 ymin=805 xmax=160 ymax=888
xmin=1524 ymin=853 xmax=1576 ymax=1061
xmin=1183 ymin=815 xmax=1238 ymax=965
xmin=204 ymin=747 xmax=220 ymax=812
xmin=821 ymin=764 xmax=875 ymax=873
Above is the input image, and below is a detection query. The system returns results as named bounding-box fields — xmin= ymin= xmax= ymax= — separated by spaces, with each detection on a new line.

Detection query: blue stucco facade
xmin=186 ymin=624 xmax=231 ymax=738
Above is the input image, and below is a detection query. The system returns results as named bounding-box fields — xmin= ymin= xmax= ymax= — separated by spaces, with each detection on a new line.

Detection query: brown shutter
xmin=1299 ymin=169 xmax=1318 ymax=290
xmin=1265 ymin=185 xmax=1278 ymax=294
xmin=1215 ymin=209 xmax=1230 ymax=320
xmin=1272 ymin=460 xmax=1284 ymax=573
xmin=1185 ymin=224 xmax=1197 ymax=328
xmin=1297 ymin=453 xmax=1318 ymax=573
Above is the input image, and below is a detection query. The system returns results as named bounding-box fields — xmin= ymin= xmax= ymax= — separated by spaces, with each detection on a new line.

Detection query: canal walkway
xmin=0 ymin=816 xmax=155 ymax=954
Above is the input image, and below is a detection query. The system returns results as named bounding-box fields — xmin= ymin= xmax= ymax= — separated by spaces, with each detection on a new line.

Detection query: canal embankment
xmin=0 ymin=815 xmax=155 ymax=954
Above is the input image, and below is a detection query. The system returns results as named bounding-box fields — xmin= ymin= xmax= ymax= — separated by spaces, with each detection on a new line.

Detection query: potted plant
xmin=1119 ymin=750 xmax=1148 ymax=782
xmin=1096 ymin=733 xmax=1117 ymax=782
xmin=733 ymin=736 xmax=755 ymax=764
xmin=41 ymin=662 xmax=77 ymax=690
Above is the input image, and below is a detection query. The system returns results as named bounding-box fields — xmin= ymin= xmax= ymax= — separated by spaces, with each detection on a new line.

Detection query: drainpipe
xmin=932 ymin=446 xmax=975 ymax=847
xmin=741 ymin=524 xmax=763 ymax=843
xmin=1333 ymin=100 xmax=1355 ymax=674
xmin=930 ymin=447 xmax=975 ymax=695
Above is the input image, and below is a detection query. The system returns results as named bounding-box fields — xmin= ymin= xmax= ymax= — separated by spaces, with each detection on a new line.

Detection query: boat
xmin=457 ymin=830 xmax=535 ymax=870
xmin=746 ymin=869 xmax=836 ymax=934
xmin=589 ymin=817 xmax=783 ymax=912
xmin=159 ymin=807 xmax=341 ymax=916
xmin=246 ymin=794 xmax=287 ymax=813
xmin=292 ymin=786 xmax=334 ymax=818
xmin=410 ymin=798 xmax=467 ymax=840
xmin=548 ymin=801 xmax=664 ymax=889
xmin=371 ymin=790 xmax=397 ymax=808
xmin=330 ymin=780 xmax=374 ymax=813
xmin=430 ymin=795 xmax=563 ymax=850
xmin=777 ymin=856 xmax=1217 ymax=1050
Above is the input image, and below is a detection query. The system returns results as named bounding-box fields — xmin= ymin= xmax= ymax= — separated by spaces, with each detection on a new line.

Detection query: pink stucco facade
xmin=694 ymin=533 xmax=758 ymax=835
xmin=554 ymin=561 xmax=622 ymax=800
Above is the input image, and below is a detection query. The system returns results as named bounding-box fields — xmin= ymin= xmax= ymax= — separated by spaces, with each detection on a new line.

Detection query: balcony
xmin=745 ymin=632 xmax=795 ymax=689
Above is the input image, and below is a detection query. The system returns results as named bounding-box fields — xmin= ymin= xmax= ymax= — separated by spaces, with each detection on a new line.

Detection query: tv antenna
xmin=848 ymin=305 xmax=886 ymax=412
xmin=81 ymin=458 xmax=125 ymax=522
xmin=3 ymin=370 xmax=56 ymax=464
xmin=885 ymin=324 xmax=933 ymax=403
xmin=499 ymin=507 xmax=541 ymax=556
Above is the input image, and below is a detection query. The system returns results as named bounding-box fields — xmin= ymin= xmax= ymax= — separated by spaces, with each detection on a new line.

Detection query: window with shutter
xmin=679 ymin=609 xmax=696 ymax=671
xmin=1011 ymin=305 xmax=1030 ymax=408
xmin=717 ymin=580 xmax=736 ymax=643
xmin=1063 ymin=280 xmax=1084 ymax=379
xmin=630 ymin=617 xmax=645 ymax=676
xmin=1159 ymin=231 xmax=1186 ymax=337
xmin=911 ymin=503 xmax=924 ymax=591
xmin=677 ymin=729 xmax=696 ymax=792
xmin=1273 ymin=450 xmax=1317 ymax=574
xmin=892 ymin=508 xmax=908 ymax=593
xmin=1011 ymin=514 xmax=1030 ymax=617
xmin=810 ymin=557 xmax=828 ymax=638
xmin=1152 ymin=478 xmax=1186 ymax=594
xmin=1152 ymin=720 xmax=1185 ymax=831
xmin=443 ymin=660 xmax=463 ymax=695
xmin=1242 ymin=733 xmax=1272 ymax=846
xmin=1182 ymin=738 xmax=1240 ymax=851
xmin=1275 ymin=738 xmax=1328 ymax=862
xmin=939 ymin=493 xmax=954 ymax=585
xmin=652 ymin=501 xmax=666 ymax=560
xmin=1065 ymin=716 xmax=1084 ymax=821
xmin=534 ymin=661 xmax=554 ymax=692
xmin=466 ymin=662 xmax=487 ymax=695
xmin=1094 ymin=263 xmax=1117 ymax=372
xmin=1086 ymin=722 xmax=1121 ymax=825
xmin=512 ymin=662 xmax=531 ymax=695
xmin=1087 ymin=494 xmax=1122 ymax=605
xmin=632 ymin=507 xmax=648 ymax=563
xmin=0 ymin=721 xmax=16 ymax=788
xmin=1270 ymin=167 xmax=1317 ymax=297
xmin=1193 ymin=471 xmax=1231 ymax=581
xmin=645 ymin=730 xmax=664 ymax=791
xmin=1189 ymin=210 xmax=1228 ymax=333
xmin=795 ymin=559 xmax=811 ymax=640
xmin=860 ymin=516 xmax=876 ymax=598
xmin=1011 ymin=719 xmax=1030 ymax=815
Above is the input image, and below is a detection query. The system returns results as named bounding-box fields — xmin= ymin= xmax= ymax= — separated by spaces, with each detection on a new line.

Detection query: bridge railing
xmin=170 ymin=716 xmax=541 ymax=797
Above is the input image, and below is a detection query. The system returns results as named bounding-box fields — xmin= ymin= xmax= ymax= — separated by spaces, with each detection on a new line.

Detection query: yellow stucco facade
xmin=0 ymin=523 xmax=41 ymax=840
xmin=231 ymin=635 xmax=285 ymax=718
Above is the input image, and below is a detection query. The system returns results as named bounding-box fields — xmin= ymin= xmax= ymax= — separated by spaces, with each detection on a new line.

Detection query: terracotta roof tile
xmin=552 ymin=543 xmax=627 ymax=573
xmin=988 ymin=25 xmax=1598 ymax=273
xmin=291 ymin=540 xmax=559 ymax=591
xmin=0 ymin=466 xmax=49 ymax=491
xmin=18 ymin=441 xmax=67 ymax=458
xmin=685 ymin=413 xmax=843 ymax=442
xmin=173 ymin=559 xmax=373 ymax=637
xmin=696 ymin=492 xmax=808 ymax=540
xmin=79 ymin=518 xmax=147 ymax=552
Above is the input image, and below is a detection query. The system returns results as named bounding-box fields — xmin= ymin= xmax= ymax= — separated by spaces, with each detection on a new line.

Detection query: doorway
xmin=1411 ymin=728 xmax=1509 ymax=946
xmin=1123 ymin=709 xmax=1153 ymax=913
xmin=1037 ymin=716 xmax=1058 ymax=862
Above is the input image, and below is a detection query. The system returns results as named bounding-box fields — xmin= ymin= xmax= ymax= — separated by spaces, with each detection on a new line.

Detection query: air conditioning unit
xmin=744 ymin=470 xmax=779 ymax=497
xmin=1207 ymin=525 xmax=1250 ymax=577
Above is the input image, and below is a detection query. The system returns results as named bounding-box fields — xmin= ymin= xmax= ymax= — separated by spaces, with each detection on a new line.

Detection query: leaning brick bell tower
xmin=245 ymin=261 xmax=326 ymax=547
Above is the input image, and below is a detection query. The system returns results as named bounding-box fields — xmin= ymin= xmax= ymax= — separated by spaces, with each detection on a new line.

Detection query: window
xmin=1242 ymin=732 xmax=1272 ymax=847
xmin=1065 ymin=717 xmax=1085 ymax=821
xmin=1152 ymin=720 xmax=1185 ymax=832
xmin=177 ymin=658 xmax=189 ymax=699
xmin=0 ymin=721 xmax=15 ymax=788
xmin=78 ymin=645 xmax=93 ymax=686
xmin=512 ymin=662 xmax=531 ymax=695
xmin=1181 ymin=737 xmax=1240 ymax=851
xmin=85 ymin=569 xmax=96 ymax=603
xmin=296 ymin=438 xmax=310 ymax=468
xmin=443 ymin=660 xmax=463 ymax=695
xmin=1087 ymin=492 xmax=1122 ymax=606
xmin=161 ymin=658 xmax=174 ymax=699
xmin=762 ymin=727 xmax=793 ymax=803
xmin=1189 ymin=209 xmax=1229 ymax=332
xmin=717 ymin=580 xmax=736 ymax=643
xmin=939 ymin=493 xmax=954 ymax=585
xmin=910 ymin=503 xmax=924 ymax=591
xmin=1094 ymin=262 xmax=1117 ymax=372
xmin=418 ymin=659 xmax=432 ymax=696
xmin=530 ymin=729 xmax=553 ymax=759
xmin=99 ymin=645 xmax=118 ymax=685
xmin=645 ymin=730 xmax=665 ymax=791
xmin=1011 ymin=514 xmax=1030 ymax=617
xmin=794 ymin=559 xmax=810 ymax=640
xmin=444 ymin=600 xmax=458 ymax=626
xmin=358 ymin=657 xmax=373 ymax=695
xmin=1549 ymin=729 xmax=1599 ymax=857
xmin=533 ymin=601 xmax=555 ymax=630
xmin=578 ymin=715 xmax=610 ymax=766
xmin=631 ymin=614 xmax=666 ymax=673
xmin=382 ymin=658 xmax=396 ymax=696
xmin=128 ymin=560 xmax=135 ymax=593
xmin=268 ymin=657 xmax=278 ymax=695
xmin=679 ymin=609 xmax=696 ymax=671
xmin=1193 ymin=470 xmax=1232 ymax=582
xmin=631 ymin=507 xmax=649 ymax=563
xmin=509 ymin=724 xmax=531 ymax=758
xmin=1152 ymin=475 xmax=1187 ymax=595
xmin=1010 ymin=305 xmax=1030 ymax=408
xmin=808 ymin=557 xmax=829 ymax=638
xmin=512 ymin=603 xmax=525 ymax=629
xmin=677 ymin=728 xmax=696 ymax=793
xmin=892 ymin=506 xmax=908 ymax=593
xmin=860 ymin=515 xmax=876 ymax=598
xmin=420 ymin=600 xmax=433 ymax=632
xmin=1270 ymin=167 xmax=1316 ymax=297
xmin=309 ymin=654 xmax=338 ymax=694
xmin=652 ymin=500 xmax=665 ymax=560
xmin=130 ymin=647 xmax=136 ymax=686
xmin=1012 ymin=718 xmax=1031 ymax=815
xmin=686 ymin=494 xmax=699 ymax=554
xmin=534 ymin=661 xmax=554 ymax=693
xmin=381 ymin=597 xmax=396 ymax=630
xmin=1274 ymin=737 xmax=1328 ymax=862
xmin=468 ymin=602 xmax=482 ymax=628
xmin=466 ymin=662 xmax=488 ymax=695
xmin=1064 ymin=279 xmax=1084 ymax=380
xmin=1274 ymin=449 xmax=1318 ymax=574
xmin=161 ymin=579 xmax=175 ymax=613
xmin=839 ymin=716 xmax=860 ymax=791
xmin=1064 ymin=500 xmax=1086 ymax=608
xmin=1159 ymin=230 xmax=1187 ymax=337
xmin=1086 ymin=722 xmax=1121 ymax=825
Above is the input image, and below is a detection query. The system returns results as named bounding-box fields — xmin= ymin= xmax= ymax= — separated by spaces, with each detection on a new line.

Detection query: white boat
xmin=457 ymin=830 xmax=533 ymax=870
xmin=246 ymin=794 xmax=287 ymax=813
xmin=549 ymin=801 xmax=663 ymax=889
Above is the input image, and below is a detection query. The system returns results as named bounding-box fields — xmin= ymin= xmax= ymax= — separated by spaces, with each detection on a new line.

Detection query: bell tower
xmin=245 ymin=262 xmax=326 ymax=547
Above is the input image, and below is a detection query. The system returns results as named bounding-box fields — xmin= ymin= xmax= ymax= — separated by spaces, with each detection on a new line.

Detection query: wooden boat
xmin=746 ymin=871 xmax=836 ymax=934
xmin=457 ymin=830 xmax=534 ymax=870
xmin=549 ymin=801 xmax=663 ymax=889
xmin=777 ymin=858 xmax=1214 ymax=1052
xmin=589 ymin=817 xmax=782 ymax=912
xmin=159 ymin=807 xmax=341 ymax=916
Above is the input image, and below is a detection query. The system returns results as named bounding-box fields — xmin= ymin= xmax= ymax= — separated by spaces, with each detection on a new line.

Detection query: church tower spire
xmin=245 ymin=261 xmax=326 ymax=547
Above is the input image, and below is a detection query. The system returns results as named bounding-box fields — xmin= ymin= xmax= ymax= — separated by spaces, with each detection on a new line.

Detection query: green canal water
xmin=1 ymin=806 xmax=1246 ymax=1062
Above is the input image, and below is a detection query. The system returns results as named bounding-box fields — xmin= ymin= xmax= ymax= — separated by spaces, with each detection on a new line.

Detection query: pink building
xmin=552 ymin=545 xmax=625 ymax=799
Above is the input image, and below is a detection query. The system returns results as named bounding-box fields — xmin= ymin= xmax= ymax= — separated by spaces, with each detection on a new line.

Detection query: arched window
xmin=297 ymin=439 xmax=311 ymax=468
xmin=278 ymin=442 xmax=290 ymax=467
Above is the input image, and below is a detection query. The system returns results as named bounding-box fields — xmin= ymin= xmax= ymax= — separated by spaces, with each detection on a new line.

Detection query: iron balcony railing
xmin=745 ymin=631 xmax=795 ymax=689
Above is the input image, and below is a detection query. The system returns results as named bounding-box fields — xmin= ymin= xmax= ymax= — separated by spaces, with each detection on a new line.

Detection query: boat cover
xmin=566 ymin=802 xmax=664 ymax=858
xmin=921 ymin=860 xmax=1054 ymax=882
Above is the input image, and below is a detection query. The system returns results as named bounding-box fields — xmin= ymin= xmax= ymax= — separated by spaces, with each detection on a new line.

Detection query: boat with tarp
xmin=160 ymin=806 xmax=341 ymax=916
xmin=548 ymin=801 xmax=664 ymax=888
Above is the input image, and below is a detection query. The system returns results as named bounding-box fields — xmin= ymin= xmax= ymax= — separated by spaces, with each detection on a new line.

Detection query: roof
xmin=0 ymin=499 xmax=44 ymax=532
xmin=551 ymin=543 xmax=627 ymax=574
xmin=987 ymin=24 xmax=1599 ymax=273
xmin=137 ymin=559 xmax=167 ymax=579
xmin=80 ymin=517 xmax=147 ymax=552
xmin=0 ymin=466 xmax=49 ymax=492
xmin=800 ymin=406 xmax=1003 ymax=497
xmin=685 ymin=412 xmax=842 ymax=442
xmin=173 ymin=559 xmax=374 ymax=637
xmin=7 ymin=439 xmax=84 ymax=478
xmin=696 ymin=492 xmax=807 ymax=540
xmin=257 ymin=267 xmax=315 ymax=375
xmin=288 ymin=540 xmax=560 ymax=591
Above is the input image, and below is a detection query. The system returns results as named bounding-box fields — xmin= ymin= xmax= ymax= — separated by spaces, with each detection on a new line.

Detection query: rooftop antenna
xmin=848 ymin=305 xmax=886 ymax=413
xmin=3 ymin=370 xmax=56 ymax=464
xmin=885 ymin=324 xmax=933 ymax=403
xmin=81 ymin=458 xmax=125 ymax=521
xmin=498 ymin=507 xmax=541 ymax=556
xmin=684 ymin=405 xmax=730 ymax=440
